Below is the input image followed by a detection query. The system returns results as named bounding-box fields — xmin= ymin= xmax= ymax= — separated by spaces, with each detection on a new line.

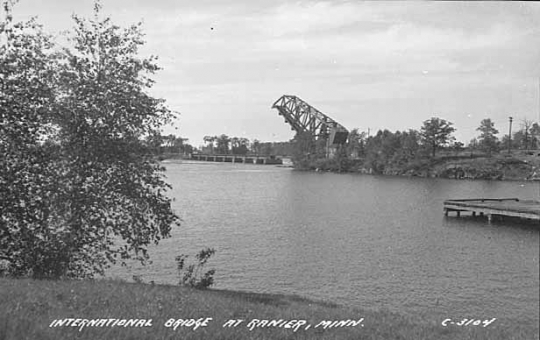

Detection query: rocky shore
xmin=299 ymin=154 xmax=540 ymax=181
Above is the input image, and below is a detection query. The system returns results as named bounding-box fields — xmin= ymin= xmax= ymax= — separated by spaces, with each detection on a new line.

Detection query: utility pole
xmin=508 ymin=116 xmax=513 ymax=154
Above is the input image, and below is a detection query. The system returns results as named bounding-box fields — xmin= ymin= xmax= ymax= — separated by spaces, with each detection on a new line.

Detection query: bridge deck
xmin=443 ymin=198 xmax=540 ymax=222
xmin=190 ymin=154 xmax=283 ymax=165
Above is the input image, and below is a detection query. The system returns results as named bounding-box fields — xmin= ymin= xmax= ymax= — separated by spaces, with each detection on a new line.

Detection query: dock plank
xmin=443 ymin=198 xmax=540 ymax=221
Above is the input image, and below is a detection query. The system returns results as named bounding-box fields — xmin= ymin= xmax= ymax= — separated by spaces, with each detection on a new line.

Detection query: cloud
xmin=138 ymin=1 xmax=539 ymax=84
xmin=11 ymin=0 xmax=540 ymax=143
xmin=253 ymin=1 xmax=378 ymax=37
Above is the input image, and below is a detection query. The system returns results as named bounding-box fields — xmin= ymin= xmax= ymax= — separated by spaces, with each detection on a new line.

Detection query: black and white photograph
xmin=1 ymin=1 xmax=539 ymax=339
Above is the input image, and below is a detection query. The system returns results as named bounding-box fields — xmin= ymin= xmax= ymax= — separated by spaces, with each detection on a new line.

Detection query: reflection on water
xmin=111 ymin=161 xmax=539 ymax=329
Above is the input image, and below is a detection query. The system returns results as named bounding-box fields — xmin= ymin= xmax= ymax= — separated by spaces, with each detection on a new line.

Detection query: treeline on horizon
xmin=159 ymin=117 xmax=539 ymax=173
xmin=152 ymin=134 xmax=293 ymax=157
xmin=293 ymin=117 xmax=540 ymax=173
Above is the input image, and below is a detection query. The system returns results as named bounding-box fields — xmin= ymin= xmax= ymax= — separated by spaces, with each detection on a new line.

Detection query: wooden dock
xmin=443 ymin=198 xmax=540 ymax=223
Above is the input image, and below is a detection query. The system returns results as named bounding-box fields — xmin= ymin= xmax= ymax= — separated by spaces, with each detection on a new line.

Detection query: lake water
xmin=112 ymin=160 xmax=539 ymax=329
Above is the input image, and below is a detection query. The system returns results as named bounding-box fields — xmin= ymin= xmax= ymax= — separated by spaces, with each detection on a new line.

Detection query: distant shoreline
xmin=158 ymin=152 xmax=540 ymax=182
xmin=293 ymin=153 xmax=540 ymax=182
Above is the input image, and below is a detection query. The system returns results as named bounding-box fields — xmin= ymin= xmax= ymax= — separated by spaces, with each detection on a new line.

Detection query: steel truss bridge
xmin=271 ymin=95 xmax=349 ymax=146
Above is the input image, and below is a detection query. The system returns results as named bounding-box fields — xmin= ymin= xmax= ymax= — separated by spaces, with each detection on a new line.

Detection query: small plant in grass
xmin=132 ymin=275 xmax=144 ymax=284
xmin=175 ymin=248 xmax=216 ymax=289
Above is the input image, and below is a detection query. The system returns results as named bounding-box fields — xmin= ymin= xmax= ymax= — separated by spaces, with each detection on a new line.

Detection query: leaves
xmin=0 ymin=2 xmax=180 ymax=279
xmin=419 ymin=117 xmax=456 ymax=157
xmin=175 ymin=248 xmax=216 ymax=289
xmin=476 ymin=119 xmax=499 ymax=156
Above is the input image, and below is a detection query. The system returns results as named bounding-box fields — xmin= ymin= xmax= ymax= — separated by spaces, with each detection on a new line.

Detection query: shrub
xmin=175 ymin=248 xmax=216 ymax=289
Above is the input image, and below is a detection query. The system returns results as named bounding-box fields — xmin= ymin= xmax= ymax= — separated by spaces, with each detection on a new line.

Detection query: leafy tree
xmin=512 ymin=131 xmax=524 ymax=150
xmin=364 ymin=130 xmax=403 ymax=173
xmin=231 ymin=137 xmax=249 ymax=155
xmin=161 ymin=134 xmax=189 ymax=154
xmin=0 ymin=2 xmax=62 ymax=277
xmin=400 ymin=130 xmax=420 ymax=158
xmin=346 ymin=128 xmax=366 ymax=159
xmin=175 ymin=248 xmax=216 ymax=289
xmin=1 ymin=2 xmax=180 ymax=278
xmin=391 ymin=130 xmax=420 ymax=166
xmin=500 ymin=135 xmax=512 ymax=153
xmin=173 ymin=136 xmax=190 ymax=154
xmin=530 ymin=122 xmax=540 ymax=149
xmin=521 ymin=119 xmax=534 ymax=151
xmin=290 ymin=131 xmax=316 ymax=168
xmin=203 ymin=135 xmax=216 ymax=154
xmin=250 ymin=139 xmax=260 ymax=155
xmin=181 ymin=141 xmax=193 ymax=155
xmin=215 ymin=134 xmax=230 ymax=154
xmin=144 ymin=132 xmax=164 ymax=154
xmin=163 ymin=134 xmax=177 ymax=152
xmin=451 ymin=141 xmax=465 ymax=156
xmin=476 ymin=118 xmax=499 ymax=156
xmin=419 ymin=117 xmax=456 ymax=157
xmin=260 ymin=142 xmax=273 ymax=156
xmin=230 ymin=137 xmax=238 ymax=153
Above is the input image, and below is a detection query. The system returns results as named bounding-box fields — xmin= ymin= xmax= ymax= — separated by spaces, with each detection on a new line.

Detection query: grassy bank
xmin=1 ymin=278 xmax=537 ymax=340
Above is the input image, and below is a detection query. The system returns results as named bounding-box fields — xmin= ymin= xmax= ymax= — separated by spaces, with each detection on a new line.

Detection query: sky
xmin=10 ymin=0 xmax=540 ymax=147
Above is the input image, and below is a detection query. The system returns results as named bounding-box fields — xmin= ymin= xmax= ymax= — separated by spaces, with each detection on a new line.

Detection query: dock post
xmin=457 ymin=211 xmax=460 ymax=217
xmin=472 ymin=211 xmax=476 ymax=217
xmin=444 ymin=208 xmax=448 ymax=216
xmin=487 ymin=214 xmax=492 ymax=223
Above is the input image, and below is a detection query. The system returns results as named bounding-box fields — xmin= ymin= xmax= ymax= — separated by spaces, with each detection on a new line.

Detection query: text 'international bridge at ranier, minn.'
xmin=271 ymin=95 xmax=349 ymax=154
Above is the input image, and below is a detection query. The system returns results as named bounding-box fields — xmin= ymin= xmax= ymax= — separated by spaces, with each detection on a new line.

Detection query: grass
xmin=1 ymin=278 xmax=538 ymax=340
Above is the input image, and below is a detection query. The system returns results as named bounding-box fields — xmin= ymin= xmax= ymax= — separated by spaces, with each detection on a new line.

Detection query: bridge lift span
xmin=271 ymin=95 xmax=349 ymax=154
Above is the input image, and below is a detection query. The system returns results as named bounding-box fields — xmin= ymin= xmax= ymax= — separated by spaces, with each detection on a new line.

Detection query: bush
xmin=175 ymin=248 xmax=216 ymax=289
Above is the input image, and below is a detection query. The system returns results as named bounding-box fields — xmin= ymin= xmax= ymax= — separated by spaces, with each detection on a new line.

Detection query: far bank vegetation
xmin=290 ymin=117 xmax=540 ymax=180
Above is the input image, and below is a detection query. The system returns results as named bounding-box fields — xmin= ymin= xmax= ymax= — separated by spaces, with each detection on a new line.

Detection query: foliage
xmin=313 ymin=146 xmax=351 ymax=172
xmin=531 ymin=122 xmax=540 ymax=149
xmin=500 ymin=134 xmax=512 ymax=152
xmin=132 ymin=274 xmax=144 ymax=284
xmin=202 ymin=135 xmax=216 ymax=154
xmin=214 ymin=134 xmax=230 ymax=154
xmin=250 ymin=138 xmax=260 ymax=154
xmin=199 ymin=135 xmax=294 ymax=156
xmin=520 ymin=119 xmax=533 ymax=150
xmin=512 ymin=119 xmax=538 ymax=151
xmin=419 ymin=117 xmax=456 ymax=157
xmin=290 ymin=131 xmax=319 ymax=169
xmin=175 ymin=248 xmax=216 ymax=289
xmin=346 ymin=128 xmax=366 ymax=158
xmin=159 ymin=134 xmax=190 ymax=154
xmin=451 ymin=141 xmax=465 ymax=156
xmin=476 ymin=118 xmax=499 ymax=156
xmin=363 ymin=129 xmax=420 ymax=173
xmin=0 ymin=3 xmax=65 ymax=277
xmin=257 ymin=141 xmax=292 ymax=156
xmin=0 ymin=2 xmax=180 ymax=279
xmin=230 ymin=137 xmax=250 ymax=155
